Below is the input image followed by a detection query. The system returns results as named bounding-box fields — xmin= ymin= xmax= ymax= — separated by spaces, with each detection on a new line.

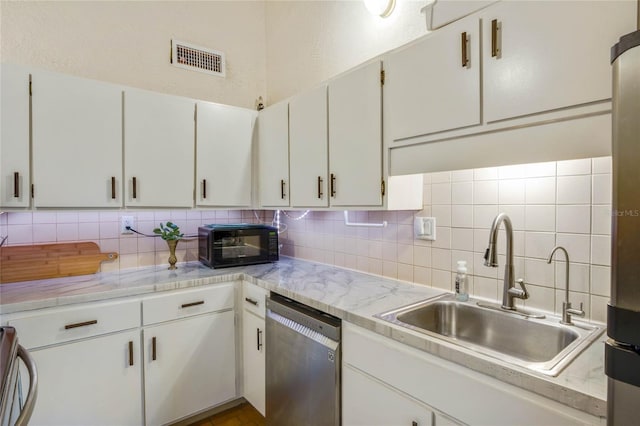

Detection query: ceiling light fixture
xmin=364 ymin=0 xmax=396 ymax=18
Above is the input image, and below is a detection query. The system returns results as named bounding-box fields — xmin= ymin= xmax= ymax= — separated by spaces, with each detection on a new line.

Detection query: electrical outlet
xmin=121 ymin=216 xmax=135 ymax=234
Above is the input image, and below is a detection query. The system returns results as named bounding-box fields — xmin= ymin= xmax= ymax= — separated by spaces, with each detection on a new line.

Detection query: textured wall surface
xmin=1 ymin=1 xmax=267 ymax=108
xmin=264 ymin=0 xmax=428 ymax=103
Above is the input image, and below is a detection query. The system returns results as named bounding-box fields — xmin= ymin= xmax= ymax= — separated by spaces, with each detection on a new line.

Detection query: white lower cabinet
xmin=143 ymin=310 xmax=236 ymax=426
xmin=27 ymin=330 xmax=143 ymax=426
xmin=242 ymin=310 xmax=265 ymax=415
xmin=241 ymin=281 xmax=268 ymax=415
xmin=343 ymin=364 xmax=435 ymax=426
xmin=343 ymin=322 xmax=602 ymax=426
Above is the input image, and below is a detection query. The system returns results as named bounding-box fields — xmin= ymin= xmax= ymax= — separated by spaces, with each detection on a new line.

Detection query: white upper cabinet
xmin=385 ymin=14 xmax=481 ymax=141
xmin=196 ymin=102 xmax=256 ymax=207
xmin=289 ymin=85 xmax=329 ymax=208
xmin=31 ymin=70 xmax=123 ymax=208
xmin=1 ymin=63 xmax=30 ymax=209
xmin=483 ymin=0 xmax=637 ymax=123
xmin=328 ymin=61 xmax=383 ymax=207
xmin=258 ymin=101 xmax=290 ymax=208
xmin=124 ymin=89 xmax=195 ymax=208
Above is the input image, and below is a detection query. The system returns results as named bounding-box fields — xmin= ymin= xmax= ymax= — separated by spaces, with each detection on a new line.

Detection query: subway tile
xmin=525 ymin=177 xmax=556 ymax=204
xmin=474 ymin=181 xmax=499 ymax=205
xmin=450 ymin=250 xmax=475 ymax=276
xmin=99 ymin=212 xmax=119 ymax=222
xmin=591 ymin=265 xmax=611 ymax=297
xmin=344 ymin=254 xmax=357 ymax=270
xmin=498 ymin=164 xmax=526 ymax=179
xmin=525 ymin=205 xmax=556 ymax=232
xmin=473 ymin=255 xmax=498 ymax=279
xmin=368 ymin=241 xmax=383 ymax=259
xmin=557 ymin=158 xmax=591 ymax=176
xmin=369 ymin=258 xmax=383 ymax=276
xmin=591 ymin=205 xmax=612 ymax=235
xmin=119 ymin=237 xmax=138 ymax=255
xmin=57 ymin=223 xmax=79 ymax=241
xmin=555 ymin=261 xmax=590 ymax=293
xmin=451 ymin=228 xmax=474 ymax=252
xmin=32 ymin=224 xmax=57 ymax=243
xmin=78 ymin=222 xmax=100 ymax=240
xmin=397 ymin=224 xmax=414 ymax=244
xmin=8 ymin=212 xmax=32 ymax=225
xmin=432 ymin=205 xmax=451 ymax=227
xmin=382 ymin=223 xmax=398 ymax=242
xmin=413 ymin=266 xmax=431 ymax=285
xmin=382 ymin=261 xmax=398 ymax=279
xmin=524 ymin=162 xmax=556 ymax=178
xmin=397 ymin=263 xmax=413 ymax=282
xmin=473 ymin=205 xmax=499 ymax=229
xmin=555 ymin=233 xmax=591 ymax=264
xmin=431 ymin=248 xmax=451 ymax=271
xmin=396 ymin=211 xmax=415 ymax=225
xmin=431 ymin=183 xmax=451 ymax=205
xmin=474 ymin=276 xmax=498 ymax=301
xmin=591 ymin=235 xmax=611 ymax=266
xmin=451 ymin=169 xmax=474 ymax=182
xmin=33 ymin=212 xmax=57 ymax=224
xmin=7 ymin=225 xmax=32 ymax=244
xmin=495 ymin=230 xmax=525 ymax=257
xmin=430 ymin=171 xmax=451 ymax=183
xmin=524 ymin=258 xmax=555 ymax=287
xmin=382 ymin=211 xmax=398 ymax=224
xmin=473 ymin=228 xmax=490 ymax=253
xmin=556 ymin=205 xmax=590 ymax=234
xmin=452 ymin=205 xmax=473 ymax=228
xmin=524 ymin=232 xmax=556 ymax=260
xmin=591 ymin=295 xmax=609 ymax=323
xmin=382 ymin=242 xmax=397 ymax=262
xmin=474 ymin=167 xmax=498 ymax=181
xmin=451 ymin=182 xmax=473 ymax=204
xmin=413 ymin=246 xmax=431 ymax=268
xmin=557 ymin=175 xmax=591 ymax=204
xmin=592 ymin=174 xmax=612 ymax=204
xmin=431 ymin=269 xmax=451 ymax=291
xmin=498 ymin=205 xmax=525 ymax=230
xmin=431 ymin=226 xmax=451 ymax=249
xmin=498 ymin=180 xmax=525 ymax=204
xmin=99 ymin=239 xmax=119 ymax=253
xmin=57 ymin=212 xmax=79 ymax=224
xmin=422 ymin=173 xmax=432 ymax=185
xmin=397 ymin=244 xmax=414 ymax=265
xmin=592 ymin=156 xmax=612 ymax=174
xmin=422 ymin=184 xmax=432 ymax=205
xmin=524 ymin=284 xmax=555 ymax=313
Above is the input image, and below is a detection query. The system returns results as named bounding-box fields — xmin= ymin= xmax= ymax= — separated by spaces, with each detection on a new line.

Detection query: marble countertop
xmin=0 ymin=257 xmax=607 ymax=418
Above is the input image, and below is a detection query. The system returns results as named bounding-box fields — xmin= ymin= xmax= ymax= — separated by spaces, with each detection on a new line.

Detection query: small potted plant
xmin=153 ymin=222 xmax=184 ymax=270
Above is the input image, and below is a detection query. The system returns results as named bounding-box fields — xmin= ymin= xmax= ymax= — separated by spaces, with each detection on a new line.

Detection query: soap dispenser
xmin=455 ymin=260 xmax=469 ymax=301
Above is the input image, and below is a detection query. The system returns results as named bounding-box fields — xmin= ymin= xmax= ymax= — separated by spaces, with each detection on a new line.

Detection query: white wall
xmin=0 ymin=1 xmax=267 ymax=108
xmin=264 ymin=0 xmax=428 ymax=103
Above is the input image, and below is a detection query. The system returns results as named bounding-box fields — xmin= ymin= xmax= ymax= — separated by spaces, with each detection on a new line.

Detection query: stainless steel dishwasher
xmin=266 ymin=293 xmax=341 ymax=426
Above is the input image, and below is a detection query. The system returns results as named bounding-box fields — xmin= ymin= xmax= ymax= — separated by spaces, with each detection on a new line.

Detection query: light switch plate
xmin=414 ymin=217 xmax=436 ymax=240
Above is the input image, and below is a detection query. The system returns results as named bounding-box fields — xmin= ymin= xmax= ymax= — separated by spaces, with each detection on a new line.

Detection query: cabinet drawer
xmin=142 ymin=283 xmax=234 ymax=326
xmin=242 ymin=281 xmax=269 ymax=318
xmin=7 ymin=299 xmax=140 ymax=350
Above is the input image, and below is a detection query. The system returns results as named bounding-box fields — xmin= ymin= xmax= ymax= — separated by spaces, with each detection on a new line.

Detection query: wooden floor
xmin=189 ymin=402 xmax=265 ymax=426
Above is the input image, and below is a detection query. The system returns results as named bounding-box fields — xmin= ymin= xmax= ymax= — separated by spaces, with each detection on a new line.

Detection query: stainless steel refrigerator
xmin=606 ymin=11 xmax=640 ymax=425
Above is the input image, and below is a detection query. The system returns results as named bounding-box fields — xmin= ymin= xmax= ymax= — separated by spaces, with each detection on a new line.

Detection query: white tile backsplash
xmin=3 ymin=158 xmax=614 ymax=323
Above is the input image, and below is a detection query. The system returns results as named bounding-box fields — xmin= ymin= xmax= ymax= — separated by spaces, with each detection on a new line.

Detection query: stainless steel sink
xmin=375 ymin=294 xmax=604 ymax=376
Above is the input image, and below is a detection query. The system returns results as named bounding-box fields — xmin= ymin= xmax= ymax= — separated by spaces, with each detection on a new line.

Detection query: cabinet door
xmin=1 ymin=64 xmax=30 ymax=208
xmin=31 ymin=71 xmax=122 ymax=208
xmin=242 ymin=309 xmax=265 ymax=415
xmin=196 ymin=102 xmax=255 ymax=207
xmin=144 ymin=310 xmax=236 ymax=425
xmin=124 ymin=89 xmax=195 ymax=207
xmin=385 ymin=15 xmax=480 ymax=141
xmin=289 ymin=85 xmax=329 ymax=208
xmin=483 ymin=1 xmax=636 ymax=122
xmin=328 ymin=61 xmax=382 ymax=207
xmin=28 ymin=330 xmax=142 ymax=426
xmin=258 ymin=102 xmax=290 ymax=207
xmin=343 ymin=364 xmax=433 ymax=426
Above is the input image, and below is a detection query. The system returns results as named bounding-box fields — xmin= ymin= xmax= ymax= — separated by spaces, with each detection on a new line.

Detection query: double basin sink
xmin=375 ymin=294 xmax=604 ymax=376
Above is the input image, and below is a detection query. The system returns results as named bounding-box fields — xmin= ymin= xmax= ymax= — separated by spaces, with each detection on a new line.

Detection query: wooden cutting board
xmin=0 ymin=242 xmax=118 ymax=284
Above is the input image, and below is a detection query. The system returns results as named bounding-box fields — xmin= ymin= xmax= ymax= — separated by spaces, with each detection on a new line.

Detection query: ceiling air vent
xmin=171 ymin=39 xmax=225 ymax=77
